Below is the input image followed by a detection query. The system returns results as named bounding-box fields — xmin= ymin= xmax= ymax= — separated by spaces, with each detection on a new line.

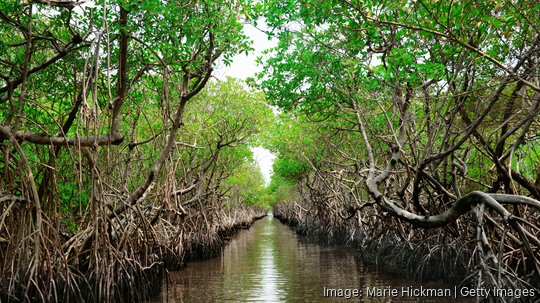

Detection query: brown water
xmin=150 ymin=215 xmax=474 ymax=303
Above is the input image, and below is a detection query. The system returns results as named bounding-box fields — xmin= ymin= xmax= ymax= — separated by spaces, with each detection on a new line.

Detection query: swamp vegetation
xmin=0 ymin=1 xmax=271 ymax=301
xmin=0 ymin=0 xmax=539 ymax=302
xmin=260 ymin=0 xmax=540 ymax=302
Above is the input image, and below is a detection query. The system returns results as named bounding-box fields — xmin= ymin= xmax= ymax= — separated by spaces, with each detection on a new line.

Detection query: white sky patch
xmin=215 ymin=22 xmax=276 ymax=80
xmin=251 ymin=147 xmax=276 ymax=185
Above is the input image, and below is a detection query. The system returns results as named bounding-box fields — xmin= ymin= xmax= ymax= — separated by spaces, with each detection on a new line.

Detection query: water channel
xmin=150 ymin=215 xmax=474 ymax=302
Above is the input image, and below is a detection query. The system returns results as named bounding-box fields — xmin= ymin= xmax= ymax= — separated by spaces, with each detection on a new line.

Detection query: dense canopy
xmin=259 ymin=0 xmax=540 ymax=298
xmin=0 ymin=0 xmax=539 ymax=301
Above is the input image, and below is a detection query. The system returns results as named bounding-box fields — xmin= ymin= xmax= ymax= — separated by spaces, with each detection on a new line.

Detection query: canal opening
xmin=150 ymin=215 xmax=474 ymax=302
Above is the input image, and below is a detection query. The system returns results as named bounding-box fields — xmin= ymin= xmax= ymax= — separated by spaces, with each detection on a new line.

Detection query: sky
xmin=214 ymin=23 xmax=270 ymax=80
xmin=215 ymin=23 xmax=277 ymax=185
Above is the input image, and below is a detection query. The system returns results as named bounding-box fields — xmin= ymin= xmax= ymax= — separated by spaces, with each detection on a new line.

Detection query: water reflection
xmin=256 ymin=222 xmax=281 ymax=301
xmin=150 ymin=215 xmax=473 ymax=302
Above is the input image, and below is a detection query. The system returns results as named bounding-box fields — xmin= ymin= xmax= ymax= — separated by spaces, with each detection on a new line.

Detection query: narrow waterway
xmin=150 ymin=215 xmax=473 ymax=302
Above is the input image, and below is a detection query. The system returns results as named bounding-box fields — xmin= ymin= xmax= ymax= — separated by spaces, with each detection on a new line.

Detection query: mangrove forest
xmin=0 ymin=0 xmax=539 ymax=302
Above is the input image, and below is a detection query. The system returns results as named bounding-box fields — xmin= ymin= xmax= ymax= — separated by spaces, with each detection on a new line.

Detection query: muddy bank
xmin=181 ymin=213 xmax=267 ymax=263
xmin=0 ymin=204 xmax=266 ymax=303
xmin=273 ymin=203 xmax=538 ymax=303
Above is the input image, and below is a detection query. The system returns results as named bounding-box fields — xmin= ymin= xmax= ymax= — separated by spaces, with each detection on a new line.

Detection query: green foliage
xmin=256 ymin=0 xmax=539 ymax=112
xmin=272 ymin=156 xmax=309 ymax=182
xmin=185 ymin=77 xmax=274 ymax=148
xmin=171 ymin=78 xmax=275 ymax=209
xmin=0 ymin=0 xmax=268 ymax=238
xmin=0 ymin=0 xmax=275 ymax=301
xmin=256 ymin=0 xmax=540 ymax=212
xmin=222 ymin=160 xmax=266 ymax=206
